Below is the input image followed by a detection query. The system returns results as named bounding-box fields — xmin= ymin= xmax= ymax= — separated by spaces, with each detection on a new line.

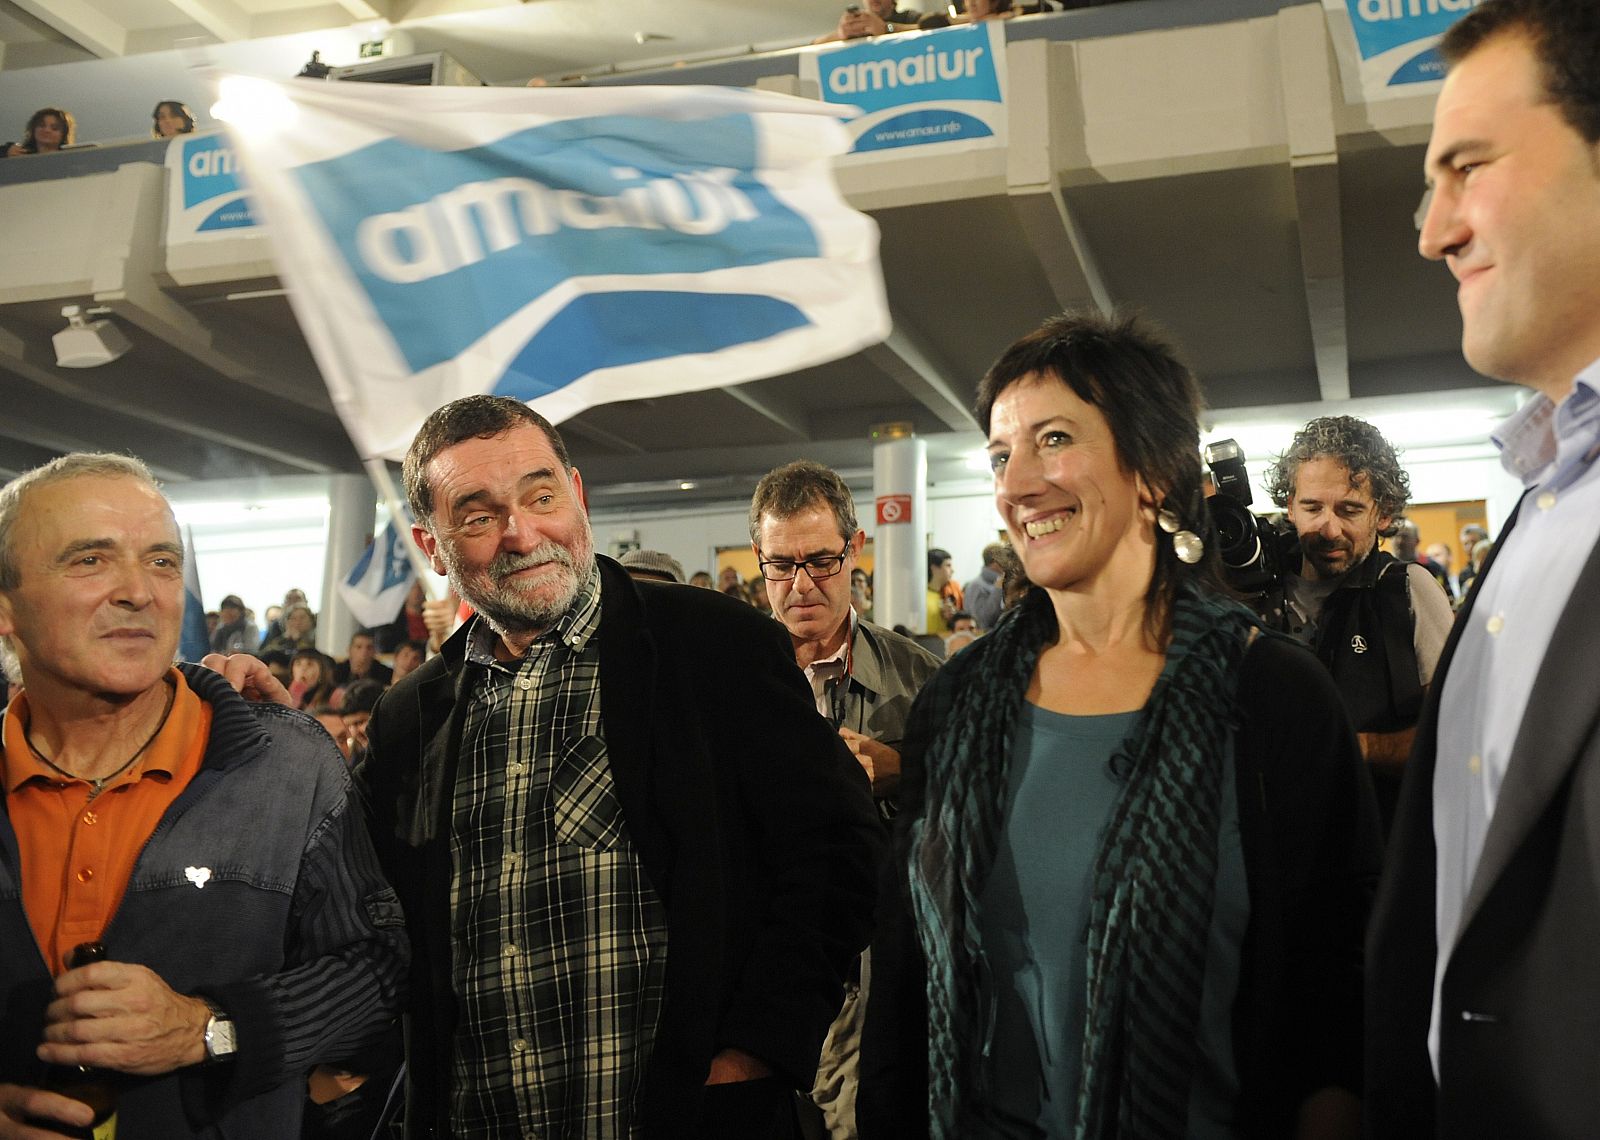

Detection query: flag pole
xmin=362 ymin=457 xmax=441 ymax=602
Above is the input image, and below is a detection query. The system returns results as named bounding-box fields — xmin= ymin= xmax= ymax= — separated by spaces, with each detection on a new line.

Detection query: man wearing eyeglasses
xmin=750 ymin=460 xmax=940 ymax=1140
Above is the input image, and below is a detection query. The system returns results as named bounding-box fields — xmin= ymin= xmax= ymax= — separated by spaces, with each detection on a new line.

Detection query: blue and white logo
xmin=339 ymin=511 xmax=416 ymax=629
xmin=1329 ymin=0 xmax=1480 ymax=94
xmin=805 ymin=23 xmax=1008 ymax=157
xmin=1347 ymin=0 xmax=1477 ymax=57
xmin=293 ymin=113 xmax=819 ymax=393
xmin=167 ymin=133 xmax=258 ymax=236
xmin=817 ymin=26 xmax=1002 ymax=113
xmin=218 ymin=80 xmax=888 ymax=461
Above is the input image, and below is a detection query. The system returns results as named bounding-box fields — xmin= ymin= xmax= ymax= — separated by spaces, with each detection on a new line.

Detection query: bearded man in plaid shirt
xmin=358 ymin=395 xmax=882 ymax=1140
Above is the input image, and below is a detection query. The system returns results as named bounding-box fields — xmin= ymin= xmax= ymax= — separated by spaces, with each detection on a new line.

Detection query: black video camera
xmin=1203 ymin=438 xmax=1298 ymax=599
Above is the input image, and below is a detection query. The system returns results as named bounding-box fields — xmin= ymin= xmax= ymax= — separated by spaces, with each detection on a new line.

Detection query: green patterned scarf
xmin=906 ymin=584 xmax=1258 ymax=1139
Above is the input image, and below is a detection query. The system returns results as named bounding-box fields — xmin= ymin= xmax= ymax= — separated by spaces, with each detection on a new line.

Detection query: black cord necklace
xmin=24 ymin=678 xmax=177 ymax=801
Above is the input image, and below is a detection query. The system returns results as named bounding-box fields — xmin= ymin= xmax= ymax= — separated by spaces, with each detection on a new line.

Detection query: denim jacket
xmin=0 ymin=664 xmax=408 ymax=1138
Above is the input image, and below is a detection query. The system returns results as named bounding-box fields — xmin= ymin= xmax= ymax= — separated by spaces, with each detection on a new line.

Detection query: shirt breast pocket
xmin=550 ymin=734 xmax=628 ymax=852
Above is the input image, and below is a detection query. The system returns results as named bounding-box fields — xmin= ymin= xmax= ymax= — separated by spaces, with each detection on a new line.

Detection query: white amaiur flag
xmin=338 ymin=511 xmax=417 ymax=630
xmin=215 ymin=76 xmax=889 ymax=461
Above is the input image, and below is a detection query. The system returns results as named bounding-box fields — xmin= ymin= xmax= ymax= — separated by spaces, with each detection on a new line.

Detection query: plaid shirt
xmin=448 ymin=564 xmax=669 ymax=1138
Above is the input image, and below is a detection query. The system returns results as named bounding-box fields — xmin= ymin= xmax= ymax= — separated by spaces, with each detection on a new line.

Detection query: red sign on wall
xmin=876 ymin=494 xmax=912 ymax=526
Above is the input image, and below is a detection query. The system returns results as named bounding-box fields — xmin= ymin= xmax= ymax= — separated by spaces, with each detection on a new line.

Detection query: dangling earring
xmin=1158 ymin=506 xmax=1204 ymax=565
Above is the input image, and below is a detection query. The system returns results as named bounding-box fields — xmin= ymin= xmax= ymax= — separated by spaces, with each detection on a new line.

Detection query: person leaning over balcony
xmin=815 ymin=0 xmax=922 ymax=43
xmin=152 ymin=101 xmax=196 ymax=139
xmin=3 ymin=107 xmax=74 ymax=158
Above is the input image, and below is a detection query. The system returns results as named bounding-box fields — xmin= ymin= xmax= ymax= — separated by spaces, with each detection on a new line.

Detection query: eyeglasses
xmin=758 ymin=543 xmax=850 ymax=582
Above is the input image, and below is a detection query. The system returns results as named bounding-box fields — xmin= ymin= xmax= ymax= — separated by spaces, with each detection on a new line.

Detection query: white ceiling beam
xmin=1004 ymin=39 xmax=1112 ymax=315
xmin=722 ymin=385 xmax=810 ymax=442
xmin=162 ymin=0 xmax=252 ymax=42
xmin=861 ymin=315 xmax=979 ymax=433
xmin=1006 ymin=183 xmax=1112 ymax=316
xmin=1279 ymin=4 xmax=1350 ymax=402
xmin=563 ymin=419 xmax=648 ymax=456
xmin=10 ymin=0 xmax=128 ymax=57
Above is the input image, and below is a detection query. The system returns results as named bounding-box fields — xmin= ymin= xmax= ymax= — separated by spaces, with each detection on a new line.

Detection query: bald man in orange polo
xmin=0 ymin=452 xmax=406 ymax=1139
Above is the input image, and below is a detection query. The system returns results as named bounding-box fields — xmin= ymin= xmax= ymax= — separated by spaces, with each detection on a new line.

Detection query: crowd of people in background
xmin=173 ymin=536 xmax=1029 ymax=748
xmin=186 ymin=582 xmax=429 ymax=766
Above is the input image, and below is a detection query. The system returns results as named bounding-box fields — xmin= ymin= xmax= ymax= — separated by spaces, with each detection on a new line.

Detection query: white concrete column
xmin=319 ymin=474 xmax=378 ymax=654
xmin=871 ymin=432 xmax=928 ymax=634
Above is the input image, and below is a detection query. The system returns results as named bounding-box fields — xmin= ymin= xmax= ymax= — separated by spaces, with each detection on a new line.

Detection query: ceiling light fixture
xmin=53 ymin=305 xmax=131 ymax=369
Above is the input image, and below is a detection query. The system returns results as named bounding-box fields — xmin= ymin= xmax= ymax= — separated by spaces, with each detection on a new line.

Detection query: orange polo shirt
xmin=1 ymin=669 xmax=210 ymax=976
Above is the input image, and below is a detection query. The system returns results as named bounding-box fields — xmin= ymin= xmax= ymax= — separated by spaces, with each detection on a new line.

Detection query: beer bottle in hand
xmin=37 ymin=941 xmax=119 ymax=1140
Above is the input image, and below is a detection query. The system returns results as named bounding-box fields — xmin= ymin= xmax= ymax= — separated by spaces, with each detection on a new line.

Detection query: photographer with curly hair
xmin=1265 ymin=415 xmax=1453 ymax=833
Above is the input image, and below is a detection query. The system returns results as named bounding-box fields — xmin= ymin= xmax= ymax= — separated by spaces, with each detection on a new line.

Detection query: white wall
xmin=0 ymin=24 xmax=377 ymax=145
xmin=165 ymin=475 xmax=333 ymax=626
xmin=928 ymin=486 xmax=1007 ymax=589
xmin=587 ymin=504 xmax=752 ymax=578
xmin=182 ymin=522 xmax=327 ymax=622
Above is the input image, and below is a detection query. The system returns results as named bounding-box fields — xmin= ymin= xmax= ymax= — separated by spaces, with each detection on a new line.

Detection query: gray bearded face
xmin=438 ymin=524 xmax=596 ymax=636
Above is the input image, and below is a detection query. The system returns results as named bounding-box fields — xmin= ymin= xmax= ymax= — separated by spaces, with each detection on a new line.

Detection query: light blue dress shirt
xmin=1431 ymin=363 xmax=1600 ymax=1074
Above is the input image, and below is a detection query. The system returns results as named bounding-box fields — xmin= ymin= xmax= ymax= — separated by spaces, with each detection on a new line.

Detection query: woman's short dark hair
xmin=975 ymin=309 xmax=1226 ymax=642
xmin=22 ymin=107 xmax=74 ymax=152
xmin=1442 ymin=0 xmax=1600 ymax=144
xmin=151 ymin=100 xmax=196 ymax=138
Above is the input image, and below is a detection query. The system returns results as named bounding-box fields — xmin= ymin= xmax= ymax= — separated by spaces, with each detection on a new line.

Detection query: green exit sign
xmin=359 ymin=39 xmax=385 ymax=58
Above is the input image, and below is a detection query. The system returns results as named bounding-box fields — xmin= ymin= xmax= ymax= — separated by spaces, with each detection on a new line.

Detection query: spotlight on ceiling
xmin=53 ymin=305 xmax=131 ymax=369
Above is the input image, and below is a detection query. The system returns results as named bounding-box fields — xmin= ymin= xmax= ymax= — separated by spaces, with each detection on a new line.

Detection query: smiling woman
xmin=867 ymin=310 xmax=1381 ymax=1140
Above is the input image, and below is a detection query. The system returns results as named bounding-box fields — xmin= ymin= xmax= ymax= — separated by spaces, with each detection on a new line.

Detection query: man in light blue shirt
xmin=1367 ymin=3 xmax=1600 ymax=1137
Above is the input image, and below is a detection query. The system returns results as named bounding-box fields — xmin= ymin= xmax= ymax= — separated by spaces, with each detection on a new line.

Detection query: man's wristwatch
xmin=203 ymin=1001 xmax=238 ymax=1062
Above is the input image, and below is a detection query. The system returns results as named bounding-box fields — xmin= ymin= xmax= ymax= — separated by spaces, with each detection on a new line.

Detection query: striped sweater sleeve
xmin=185 ymin=763 xmax=410 ymax=1112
